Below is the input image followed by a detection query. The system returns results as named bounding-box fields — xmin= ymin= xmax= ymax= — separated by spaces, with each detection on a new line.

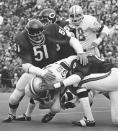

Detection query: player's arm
xmin=69 ymin=37 xmax=89 ymax=65
xmin=15 ymin=37 xmax=32 ymax=64
xmin=46 ymin=34 xmax=70 ymax=45
xmin=22 ymin=63 xmax=56 ymax=81
xmin=53 ymin=57 xmax=91 ymax=89
xmin=69 ymin=37 xmax=83 ymax=53
xmin=90 ymin=18 xmax=110 ymax=47
xmin=92 ymin=25 xmax=109 ymax=47
xmin=53 ymin=55 xmax=113 ymax=89
xmin=22 ymin=63 xmax=46 ymax=76
xmin=54 ymin=74 xmax=81 ymax=89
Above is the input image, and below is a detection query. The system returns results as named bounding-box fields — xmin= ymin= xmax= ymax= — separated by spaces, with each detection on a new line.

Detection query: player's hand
xmin=91 ymin=38 xmax=102 ymax=48
xmin=43 ymin=70 xmax=56 ymax=83
xmin=66 ymin=30 xmax=72 ymax=37
xmin=22 ymin=63 xmax=32 ymax=73
xmin=77 ymin=53 xmax=88 ymax=66
xmin=91 ymin=41 xmax=98 ymax=48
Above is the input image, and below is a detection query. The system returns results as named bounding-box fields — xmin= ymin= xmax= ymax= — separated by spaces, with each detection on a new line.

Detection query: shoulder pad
xmin=15 ymin=30 xmax=30 ymax=49
xmin=56 ymin=20 xmax=69 ymax=27
xmin=44 ymin=23 xmax=57 ymax=35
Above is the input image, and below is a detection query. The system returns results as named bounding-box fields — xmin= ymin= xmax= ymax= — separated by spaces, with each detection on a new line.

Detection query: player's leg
xmin=72 ymin=69 xmax=118 ymax=126
xmin=15 ymin=98 xmax=36 ymax=121
xmin=41 ymin=88 xmax=62 ymax=123
xmin=2 ymin=88 xmax=25 ymax=123
xmin=109 ymin=91 xmax=118 ymax=124
xmin=50 ymin=88 xmax=61 ymax=113
xmin=41 ymin=89 xmax=96 ymax=123
xmin=3 ymin=73 xmax=34 ymax=122
xmin=15 ymin=76 xmax=45 ymax=121
xmin=72 ymin=88 xmax=95 ymax=127
xmin=23 ymin=76 xmax=41 ymax=120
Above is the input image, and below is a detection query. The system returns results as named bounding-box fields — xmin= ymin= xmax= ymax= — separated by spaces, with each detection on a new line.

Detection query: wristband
xmin=60 ymin=81 xmax=65 ymax=87
xmin=54 ymin=81 xmax=65 ymax=89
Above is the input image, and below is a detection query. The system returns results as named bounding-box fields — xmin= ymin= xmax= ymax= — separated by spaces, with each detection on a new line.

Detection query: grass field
xmin=0 ymin=92 xmax=118 ymax=131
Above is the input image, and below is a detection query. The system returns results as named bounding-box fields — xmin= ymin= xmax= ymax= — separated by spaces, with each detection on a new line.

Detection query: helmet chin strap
xmin=70 ymin=20 xmax=81 ymax=28
xmin=70 ymin=16 xmax=84 ymax=28
xmin=29 ymin=34 xmax=45 ymax=47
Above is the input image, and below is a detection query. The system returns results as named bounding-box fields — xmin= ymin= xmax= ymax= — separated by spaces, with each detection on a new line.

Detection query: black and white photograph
xmin=0 ymin=0 xmax=118 ymax=131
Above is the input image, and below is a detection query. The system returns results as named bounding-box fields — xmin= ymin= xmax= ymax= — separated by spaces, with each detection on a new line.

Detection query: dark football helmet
xmin=39 ymin=8 xmax=56 ymax=25
xmin=25 ymin=19 xmax=45 ymax=46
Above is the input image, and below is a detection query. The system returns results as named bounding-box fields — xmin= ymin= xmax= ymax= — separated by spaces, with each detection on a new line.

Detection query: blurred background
xmin=0 ymin=0 xmax=118 ymax=90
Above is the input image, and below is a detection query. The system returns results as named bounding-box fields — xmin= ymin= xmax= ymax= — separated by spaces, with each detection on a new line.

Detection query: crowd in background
xmin=0 ymin=0 xmax=118 ymax=89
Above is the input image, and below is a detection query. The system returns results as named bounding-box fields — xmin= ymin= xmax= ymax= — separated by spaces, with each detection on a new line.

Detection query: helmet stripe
xmin=75 ymin=5 xmax=76 ymax=15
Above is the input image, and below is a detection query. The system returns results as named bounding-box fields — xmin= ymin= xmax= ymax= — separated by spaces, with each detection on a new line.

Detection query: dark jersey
xmin=71 ymin=55 xmax=115 ymax=79
xmin=49 ymin=21 xmax=76 ymax=60
xmin=15 ymin=23 xmax=71 ymax=68
xmin=55 ymin=20 xmax=76 ymax=60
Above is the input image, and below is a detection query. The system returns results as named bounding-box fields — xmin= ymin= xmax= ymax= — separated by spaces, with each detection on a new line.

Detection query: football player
xmin=2 ymin=17 xmax=87 ymax=122
xmin=65 ymin=5 xmax=110 ymax=57
xmin=13 ymin=8 xmax=87 ymax=122
xmin=5 ymin=53 xmax=117 ymax=126
xmin=53 ymin=57 xmax=118 ymax=126
xmin=39 ymin=8 xmax=56 ymax=25
xmin=39 ymin=8 xmax=77 ymax=60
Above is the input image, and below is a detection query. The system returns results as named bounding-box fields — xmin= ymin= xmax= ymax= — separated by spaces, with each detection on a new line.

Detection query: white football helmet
xmin=69 ymin=5 xmax=84 ymax=26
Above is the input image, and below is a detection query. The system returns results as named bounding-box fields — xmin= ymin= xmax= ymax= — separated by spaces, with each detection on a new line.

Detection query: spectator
xmin=0 ymin=0 xmax=118 ymax=91
xmin=1 ymin=66 xmax=12 ymax=90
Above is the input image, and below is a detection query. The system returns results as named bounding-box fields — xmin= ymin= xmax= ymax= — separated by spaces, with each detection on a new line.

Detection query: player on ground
xmin=4 ymin=53 xmax=116 ymax=126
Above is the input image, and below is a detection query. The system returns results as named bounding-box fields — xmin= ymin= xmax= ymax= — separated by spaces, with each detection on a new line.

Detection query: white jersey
xmin=45 ymin=55 xmax=76 ymax=83
xmin=66 ymin=15 xmax=101 ymax=54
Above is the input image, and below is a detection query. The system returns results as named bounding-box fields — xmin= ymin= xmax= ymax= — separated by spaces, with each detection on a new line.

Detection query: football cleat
xmin=15 ymin=113 xmax=31 ymax=121
xmin=72 ymin=116 xmax=96 ymax=127
xmin=41 ymin=112 xmax=56 ymax=123
xmin=2 ymin=114 xmax=16 ymax=123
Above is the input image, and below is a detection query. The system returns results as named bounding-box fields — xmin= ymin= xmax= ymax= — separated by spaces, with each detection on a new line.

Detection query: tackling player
xmin=2 ymin=16 xmax=87 ymax=122
xmin=12 ymin=8 xmax=87 ymax=122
